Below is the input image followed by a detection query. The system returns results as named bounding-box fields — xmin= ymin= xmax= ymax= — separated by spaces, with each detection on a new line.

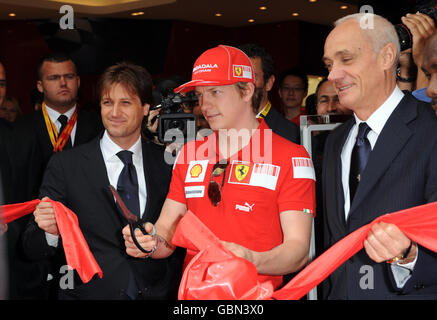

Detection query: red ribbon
xmin=173 ymin=202 xmax=437 ymax=300
xmin=1 ymin=199 xmax=103 ymax=283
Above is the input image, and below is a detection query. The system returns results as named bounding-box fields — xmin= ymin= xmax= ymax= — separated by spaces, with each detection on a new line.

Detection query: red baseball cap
xmin=174 ymin=45 xmax=255 ymax=94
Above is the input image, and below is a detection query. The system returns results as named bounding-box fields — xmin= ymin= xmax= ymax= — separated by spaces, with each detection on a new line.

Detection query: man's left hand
xmin=364 ymin=222 xmax=417 ymax=263
xmin=221 ymin=240 xmax=255 ymax=264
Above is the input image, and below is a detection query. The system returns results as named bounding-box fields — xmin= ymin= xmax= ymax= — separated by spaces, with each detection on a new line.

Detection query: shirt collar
xmin=100 ymin=130 xmax=142 ymax=162
xmin=353 ymin=86 xmax=404 ymax=135
xmin=44 ymin=103 xmax=76 ymax=123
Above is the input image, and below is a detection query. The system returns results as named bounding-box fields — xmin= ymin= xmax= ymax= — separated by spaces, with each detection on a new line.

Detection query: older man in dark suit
xmin=321 ymin=13 xmax=437 ymax=299
xmin=24 ymin=62 xmax=183 ymax=300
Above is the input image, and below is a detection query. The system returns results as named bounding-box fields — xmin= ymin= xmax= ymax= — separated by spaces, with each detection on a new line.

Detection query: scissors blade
xmin=109 ymin=185 xmax=138 ymax=222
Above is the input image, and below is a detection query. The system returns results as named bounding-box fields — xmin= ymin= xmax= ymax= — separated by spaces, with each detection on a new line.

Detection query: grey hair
xmin=335 ymin=13 xmax=400 ymax=71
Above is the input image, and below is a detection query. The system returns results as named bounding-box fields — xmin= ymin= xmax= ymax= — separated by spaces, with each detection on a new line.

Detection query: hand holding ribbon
xmin=0 ymin=198 xmax=103 ymax=283
xmin=173 ymin=202 xmax=437 ymax=300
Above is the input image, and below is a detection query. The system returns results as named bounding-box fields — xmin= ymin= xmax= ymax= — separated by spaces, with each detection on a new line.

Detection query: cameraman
xmin=397 ymin=13 xmax=436 ymax=94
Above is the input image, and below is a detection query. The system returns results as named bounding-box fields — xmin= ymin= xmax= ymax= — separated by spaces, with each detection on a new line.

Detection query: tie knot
xmin=117 ymin=150 xmax=133 ymax=165
xmin=58 ymin=114 xmax=69 ymax=127
xmin=357 ymin=122 xmax=371 ymax=140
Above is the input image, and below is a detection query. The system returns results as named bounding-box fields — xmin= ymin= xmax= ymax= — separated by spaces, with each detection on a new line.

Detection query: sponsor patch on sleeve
xmin=292 ymin=157 xmax=316 ymax=181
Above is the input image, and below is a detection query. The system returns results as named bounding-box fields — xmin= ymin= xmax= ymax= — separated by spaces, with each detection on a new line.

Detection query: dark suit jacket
xmin=0 ymin=118 xmax=12 ymax=204
xmin=263 ymin=106 xmax=300 ymax=144
xmin=322 ymin=93 xmax=437 ymax=299
xmin=11 ymin=108 xmax=103 ymax=203
xmin=22 ymin=135 xmax=184 ymax=300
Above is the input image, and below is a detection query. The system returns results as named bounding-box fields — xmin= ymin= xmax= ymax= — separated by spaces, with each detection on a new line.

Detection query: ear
xmin=244 ymin=82 xmax=255 ymax=102
xmin=143 ymin=103 xmax=150 ymax=116
xmin=379 ymin=42 xmax=397 ymax=71
xmin=265 ymin=75 xmax=275 ymax=92
xmin=77 ymin=75 xmax=81 ymax=89
xmin=36 ymin=81 xmax=43 ymax=94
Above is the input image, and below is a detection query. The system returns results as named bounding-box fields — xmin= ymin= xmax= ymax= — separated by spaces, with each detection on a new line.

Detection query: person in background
xmin=316 ymin=78 xmax=352 ymax=115
xmin=0 ymin=96 xmax=22 ymax=123
xmin=239 ymin=43 xmax=300 ymax=144
xmin=396 ymin=13 xmax=435 ymax=102
xmin=278 ymin=67 xmax=308 ymax=126
xmin=8 ymin=52 xmax=102 ymax=300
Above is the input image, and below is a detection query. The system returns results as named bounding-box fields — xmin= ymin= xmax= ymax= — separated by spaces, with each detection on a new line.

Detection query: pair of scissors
xmin=109 ymin=185 xmax=154 ymax=254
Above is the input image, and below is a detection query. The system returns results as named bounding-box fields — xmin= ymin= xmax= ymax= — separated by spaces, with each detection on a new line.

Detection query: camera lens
xmin=395 ymin=23 xmax=412 ymax=52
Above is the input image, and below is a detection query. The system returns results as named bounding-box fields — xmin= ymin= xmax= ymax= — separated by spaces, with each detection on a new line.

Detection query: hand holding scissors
xmin=109 ymin=185 xmax=157 ymax=257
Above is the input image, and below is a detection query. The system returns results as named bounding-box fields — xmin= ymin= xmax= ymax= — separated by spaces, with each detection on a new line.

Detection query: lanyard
xmin=42 ymin=102 xmax=78 ymax=152
xmin=257 ymin=101 xmax=271 ymax=119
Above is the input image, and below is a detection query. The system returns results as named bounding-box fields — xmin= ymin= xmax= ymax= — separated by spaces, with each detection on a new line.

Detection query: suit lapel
xmin=35 ymin=110 xmax=56 ymax=159
xmin=349 ymin=94 xmax=416 ymax=216
xmin=332 ymin=120 xmax=354 ymax=227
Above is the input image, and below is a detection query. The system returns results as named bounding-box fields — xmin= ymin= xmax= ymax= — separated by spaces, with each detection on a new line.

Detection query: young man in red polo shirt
xmin=123 ymin=45 xmax=316 ymax=289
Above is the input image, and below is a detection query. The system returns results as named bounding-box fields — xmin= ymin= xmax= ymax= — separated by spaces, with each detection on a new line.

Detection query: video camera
xmin=151 ymin=91 xmax=198 ymax=144
xmin=395 ymin=0 xmax=437 ymax=51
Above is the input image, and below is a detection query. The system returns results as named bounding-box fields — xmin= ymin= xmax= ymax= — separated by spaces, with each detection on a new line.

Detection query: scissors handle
xmin=130 ymin=222 xmax=154 ymax=254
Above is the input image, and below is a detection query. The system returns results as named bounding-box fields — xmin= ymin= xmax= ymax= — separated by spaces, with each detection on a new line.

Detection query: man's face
xmin=323 ymin=20 xmax=385 ymax=113
xmin=37 ymin=60 xmax=80 ymax=111
xmin=249 ymin=57 xmax=274 ymax=111
xmin=278 ymin=75 xmax=307 ymax=110
xmin=422 ymin=36 xmax=437 ymax=115
xmin=0 ymin=99 xmax=19 ymax=122
xmin=195 ymin=84 xmax=252 ymax=131
xmin=317 ymin=80 xmax=351 ymax=115
xmin=0 ymin=63 xmax=6 ymax=108
xmin=101 ymin=83 xmax=149 ymax=148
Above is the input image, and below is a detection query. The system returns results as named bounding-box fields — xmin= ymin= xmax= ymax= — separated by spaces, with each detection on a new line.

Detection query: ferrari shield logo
xmin=234 ymin=66 xmax=242 ymax=76
xmin=235 ymin=164 xmax=250 ymax=181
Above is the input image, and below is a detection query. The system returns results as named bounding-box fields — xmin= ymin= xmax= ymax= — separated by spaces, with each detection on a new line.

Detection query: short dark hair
xmin=279 ymin=67 xmax=308 ymax=91
xmin=37 ymin=52 xmax=76 ymax=80
xmin=238 ymin=43 xmax=275 ymax=85
xmin=315 ymin=78 xmax=329 ymax=100
xmin=97 ymin=62 xmax=153 ymax=106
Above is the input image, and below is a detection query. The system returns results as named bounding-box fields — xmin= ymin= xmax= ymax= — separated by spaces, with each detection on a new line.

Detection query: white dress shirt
xmin=100 ymin=130 xmax=147 ymax=216
xmin=44 ymin=104 xmax=77 ymax=146
xmin=340 ymin=86 xmax=417 ymax=288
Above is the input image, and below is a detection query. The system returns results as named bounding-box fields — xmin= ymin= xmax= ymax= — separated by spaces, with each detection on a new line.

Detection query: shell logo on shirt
xmin=190 ymin=164 xmax=203 ymax=178
xmin=185 ymin=160 xmax=209 ymax=183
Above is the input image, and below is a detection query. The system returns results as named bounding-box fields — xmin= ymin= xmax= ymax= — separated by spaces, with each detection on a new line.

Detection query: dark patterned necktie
xmin=349 ymin=122 xmax=371 ymax=202
xmin=116 ymin=150 xmax=140 ymax=218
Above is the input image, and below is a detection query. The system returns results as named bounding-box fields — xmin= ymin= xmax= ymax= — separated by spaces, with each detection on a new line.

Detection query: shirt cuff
xmin=45 ymin=232 xmax=59 ymax=248
xmin=390 ymin=248 xmax=419 ymax=289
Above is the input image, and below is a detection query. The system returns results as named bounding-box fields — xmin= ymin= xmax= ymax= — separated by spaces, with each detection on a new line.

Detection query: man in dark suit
xmin=7 ymin=53 xmax=102 ymax=299
xmin=239 ymin=43 xmax=300 ymax=144
xmin=322 ymin=13 xmax=437 ymax=299
xmin=25 ymin=62 xmax=183 ymax=299
xmin=12 ymin=52 xmax=102 ymax=203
